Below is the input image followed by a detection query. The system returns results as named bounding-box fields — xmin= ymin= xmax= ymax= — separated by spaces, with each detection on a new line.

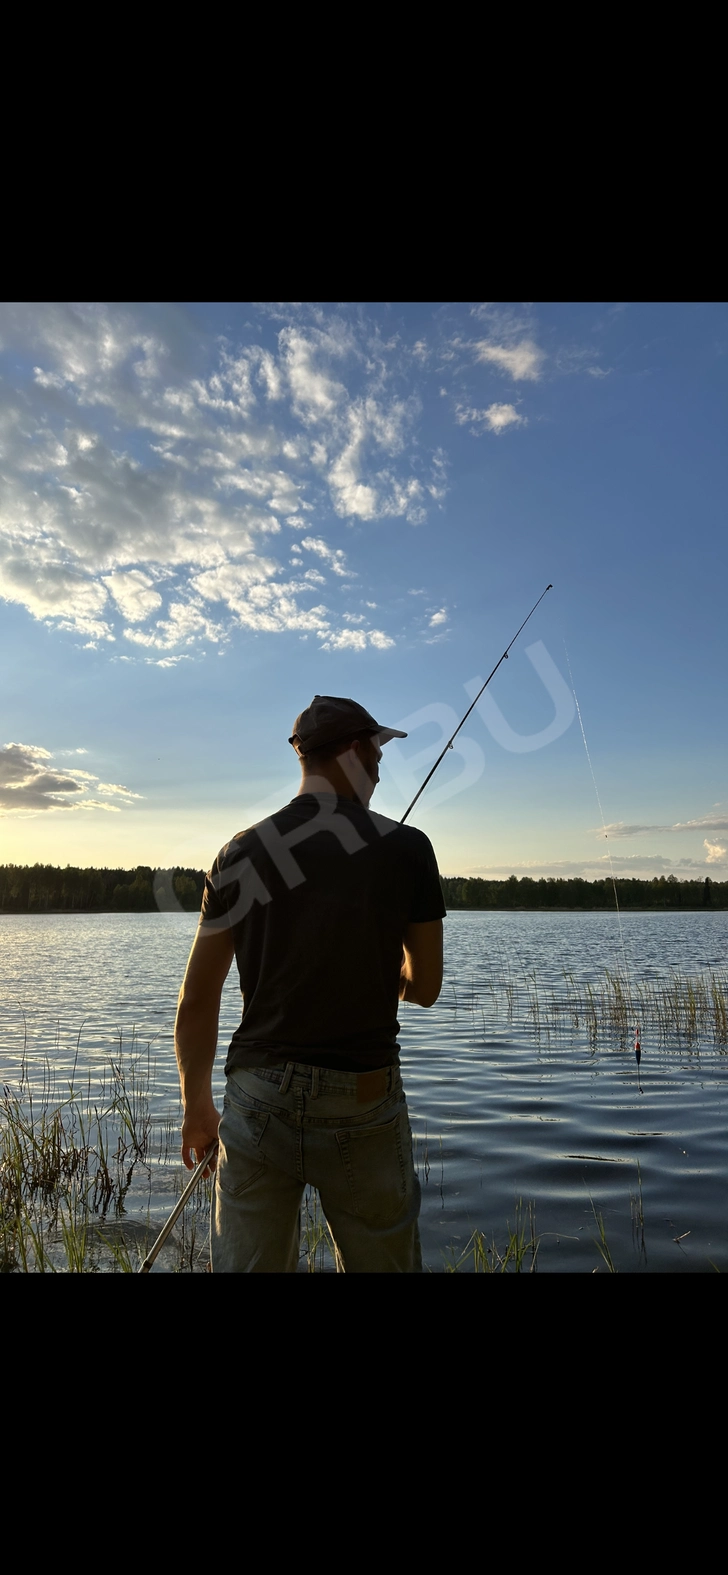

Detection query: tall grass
xmin=0 ymin=1033 xmax=166 ymax=1273
xmin=461 ymin=963 xmax=728 ymax=1048
xmin=445 ymin=1199 xmax=540 ymax=1273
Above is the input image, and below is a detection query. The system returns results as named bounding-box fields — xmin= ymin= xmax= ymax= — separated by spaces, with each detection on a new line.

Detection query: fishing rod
xmin=138 ymin=1141 xmax=218 ymax=1273
xmin=399 ymin=584 xmax=553 ymax=825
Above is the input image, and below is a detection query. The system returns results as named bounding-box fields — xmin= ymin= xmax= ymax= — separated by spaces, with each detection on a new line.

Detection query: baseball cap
xmin=289 ymin=695 xmax=408 ymax=755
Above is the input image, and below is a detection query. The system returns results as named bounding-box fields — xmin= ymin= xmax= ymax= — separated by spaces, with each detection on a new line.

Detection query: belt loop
xmin=279 ymin=1062 xmax=294 ymax=1094
xmin=311 ymin=1065 xmax=320 ymax=1099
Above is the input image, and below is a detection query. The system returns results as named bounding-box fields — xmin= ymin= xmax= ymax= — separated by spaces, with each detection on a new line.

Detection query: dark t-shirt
xmin=200 ymin=793 xmax=446 ymax=1073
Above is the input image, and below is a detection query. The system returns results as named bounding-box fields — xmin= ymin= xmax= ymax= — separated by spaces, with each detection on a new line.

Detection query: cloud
xmin=320 ymin=629 xmax=368 ymax=650
xmin=327 ymin=412 xmax=379 ymax=519
xmin=320 ymin=391 xmax=423 ymax=522
xmin=0 ymin=303 xmax=437 ymax=649
xmin=317 ymin=628 xmax=395 ymax=652
xmin=279 ymin=325 xmax=351 ymax=421
xmin=0 ymin=740 xmax=141 ymax=816
xmin=147 ymin=654 xmax=192 ymax=668
xmin=378 ymin=474 xmax=426 ymax=524
xmin=192 ymin=558 xmax=279 ymax=601
xmin=124 ymin=600 xmax=228 ymax=649
xmin=190 ymin=559 xmax=332 ymax=634
xmin=455 ymin=402 xmax=524 ymax=434
xmin=427 ymin=448 xmax=449 ymax=502
xmin=300 ymin=536 xmax=353 ymax=577
xmin=0 ymin=557 xmax=114 ymax=640
xmin=600 ymin=815 xmax=728 ymax=838
xmin=103 ymin=570 xmax=163 ymax=623
xmin=474 ymin=339 xmax=544 ymax=381
xmin=704 ymin=839 xmax=727 ymax=863
xmin=429 ymin=608 xmax=447 ymax=626
xmin=95 ymin=781 xmax=143 ymax=799
xmin=0 ymin=742 xmax=52 ymax=782
xmin=555 ymin=345 xmax=612 ymax=379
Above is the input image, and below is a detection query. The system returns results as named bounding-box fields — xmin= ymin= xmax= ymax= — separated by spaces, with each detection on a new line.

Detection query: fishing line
xmin=564 ymin=643 xmax=642 ymax=1089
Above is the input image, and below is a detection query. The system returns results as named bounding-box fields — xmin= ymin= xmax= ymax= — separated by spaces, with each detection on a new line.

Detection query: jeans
xmin=212 ymin=1061 xmax=422 ymax=1273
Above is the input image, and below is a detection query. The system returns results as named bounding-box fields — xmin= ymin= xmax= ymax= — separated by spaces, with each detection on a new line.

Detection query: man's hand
xmin=181 ymin=1094 xmax=221 ymax=1174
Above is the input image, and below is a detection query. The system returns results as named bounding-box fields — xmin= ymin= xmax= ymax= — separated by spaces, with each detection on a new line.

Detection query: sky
xmin=1 ymin=300 xmax=726 ymax=881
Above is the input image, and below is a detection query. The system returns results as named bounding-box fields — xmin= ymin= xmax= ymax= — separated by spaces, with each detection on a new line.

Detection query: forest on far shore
xmin=0 ymin=865 xmax=205 ymax=912
xmin=1 ymin=865 xmax=726 ymax=913
xmin=439 ymin=873 xmax=726 ymax=910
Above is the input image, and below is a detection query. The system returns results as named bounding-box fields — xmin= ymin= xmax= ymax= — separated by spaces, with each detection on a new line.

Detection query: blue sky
xmin=1 ymin=300 xmax=726 ymax=880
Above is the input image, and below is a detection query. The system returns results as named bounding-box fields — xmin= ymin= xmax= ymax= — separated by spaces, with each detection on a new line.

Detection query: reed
xmin=630 ymin=1162 xmax=646 ymax=1263
xmin=0 ymin=1031 xmax=159 ymax=1274
xmin=451 ymin=965 xmax=728 ymax=1048
xmin=445 ymin=1199 xmax=539 ymax=1273
xmin=589 ymin=1196 xmax=618 ymax=1273
xmin=301 ymin=1186 xmax=343 ymax=1273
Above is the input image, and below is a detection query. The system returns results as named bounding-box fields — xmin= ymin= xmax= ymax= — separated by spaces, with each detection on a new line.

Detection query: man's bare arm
xmin=399 ymin=920 xmax=443 ymax=1008
xmin=174 ymin=923 xmax=236 ymax=1170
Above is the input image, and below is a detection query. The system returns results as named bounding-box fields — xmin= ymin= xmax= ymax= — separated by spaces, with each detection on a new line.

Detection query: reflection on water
xmin=1 ymin=910 xmax=727 ymax=1272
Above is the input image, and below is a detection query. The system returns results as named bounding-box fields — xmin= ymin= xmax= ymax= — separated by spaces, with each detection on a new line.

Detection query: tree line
xmin=440 ymin=874 xmax=726 ymax=910
xmin=1 ymin=864 xmax=725 ymax=913
xmin=0 ymin=865 xmax=204 ymax=912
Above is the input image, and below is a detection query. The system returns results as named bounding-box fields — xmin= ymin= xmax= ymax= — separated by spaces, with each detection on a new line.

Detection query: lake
xmin=1 ymin=909 xmax=727 ymax=1272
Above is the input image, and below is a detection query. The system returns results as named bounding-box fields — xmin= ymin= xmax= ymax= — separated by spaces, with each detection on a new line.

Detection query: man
xmin=174 ymin=694 xmax=445 ymax=1272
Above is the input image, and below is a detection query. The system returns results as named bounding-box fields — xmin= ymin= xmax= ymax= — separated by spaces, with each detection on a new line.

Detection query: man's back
xmin=202 ymin=793 xmax=445 ymax=1072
